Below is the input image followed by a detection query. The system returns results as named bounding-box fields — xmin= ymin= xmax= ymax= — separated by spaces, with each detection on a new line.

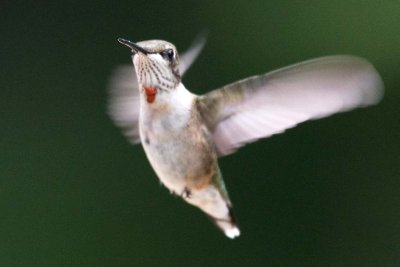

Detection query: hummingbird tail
xmin=185 ymin=185 xmax=240 ymax=239
xmin=208 ymin=205 xmax=240 ymax=239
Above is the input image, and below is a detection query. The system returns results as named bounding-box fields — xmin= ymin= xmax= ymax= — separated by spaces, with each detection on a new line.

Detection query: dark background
xmin=1 ymin=1 xmax=399 ymax=266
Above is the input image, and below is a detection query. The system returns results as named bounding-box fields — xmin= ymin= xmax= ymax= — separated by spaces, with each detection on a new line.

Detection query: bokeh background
xmin=1 ymin=1 xmax=399 ymax=266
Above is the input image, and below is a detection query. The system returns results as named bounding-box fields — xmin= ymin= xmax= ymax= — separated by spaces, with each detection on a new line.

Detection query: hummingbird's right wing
xmin=197 ymin=55 xmax=384 ymax=156
xmin=108 ymin=65 xmax=142 ymax=143
xmin=108 ymin=36 xmax=206 ymax=144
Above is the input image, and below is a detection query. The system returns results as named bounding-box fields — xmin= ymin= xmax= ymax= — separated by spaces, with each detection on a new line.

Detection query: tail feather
xmin=207 ymin=205 xmax=240 ymax=239
xmin=184 ymin=185 xmax=240 ymax=239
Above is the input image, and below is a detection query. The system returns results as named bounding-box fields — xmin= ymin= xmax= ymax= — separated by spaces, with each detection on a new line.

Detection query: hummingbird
xmin=108 ymin=36 xmax=383 ymax=239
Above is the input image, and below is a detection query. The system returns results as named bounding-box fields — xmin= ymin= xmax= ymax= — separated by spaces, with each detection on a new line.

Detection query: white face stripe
xmin=133 ymin=53 xmax=178 ymax=90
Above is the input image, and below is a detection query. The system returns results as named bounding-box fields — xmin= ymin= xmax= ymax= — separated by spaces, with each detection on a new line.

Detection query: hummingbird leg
xmin=144 ymin=135 xmax=150 ymax=145
xmin=160 ymin=182 xmax=177 ymax=196
xmin=168 ymin=189 xmax=178 ymax=195
xmin=181 ymin=186 xmax=192 ymax=199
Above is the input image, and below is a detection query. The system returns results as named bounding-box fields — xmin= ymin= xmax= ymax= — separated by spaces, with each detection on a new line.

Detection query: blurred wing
xmin=197 ymin=55 xmax=384 ymax=156
xmin=108 ymin=65 xmax=141 ymax=144
xmin=179 ymin=33 xmax=207 ymax=74
xmin=108 ymin=36 xmax=207 ymax=144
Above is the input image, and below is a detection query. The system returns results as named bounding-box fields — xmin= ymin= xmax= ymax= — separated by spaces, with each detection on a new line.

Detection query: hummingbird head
xmin=118 ymin=38 xmax=180 ymax=91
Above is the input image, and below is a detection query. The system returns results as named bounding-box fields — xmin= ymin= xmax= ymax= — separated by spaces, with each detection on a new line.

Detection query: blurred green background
xmin=1 ymin=1 xmax=399 ymax=266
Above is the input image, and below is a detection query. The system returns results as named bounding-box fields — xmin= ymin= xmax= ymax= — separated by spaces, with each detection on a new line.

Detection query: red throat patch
xmin=144 ymin=86 xmax=157 ymax=103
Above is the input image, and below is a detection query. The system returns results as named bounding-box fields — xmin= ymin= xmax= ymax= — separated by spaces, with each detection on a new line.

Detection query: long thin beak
xmin=117 ymin=38 xmax=150 ymax=54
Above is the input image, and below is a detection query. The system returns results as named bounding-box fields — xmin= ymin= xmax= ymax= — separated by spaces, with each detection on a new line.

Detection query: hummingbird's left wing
xmin=178 ymin=33 xmax=207 ymax=74
xmin=108 ymin=36 xmax=206 ymax=144
xmin=197 ymin=55 xmax=384 ymax=156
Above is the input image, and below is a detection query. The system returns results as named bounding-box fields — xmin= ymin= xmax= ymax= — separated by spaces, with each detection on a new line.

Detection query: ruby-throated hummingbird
xmin=108 ymin=36 xmax=383 ymax=239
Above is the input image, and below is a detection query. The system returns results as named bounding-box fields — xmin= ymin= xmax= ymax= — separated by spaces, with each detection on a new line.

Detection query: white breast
xmin=139 ymin=83 xmax=197 ymax=193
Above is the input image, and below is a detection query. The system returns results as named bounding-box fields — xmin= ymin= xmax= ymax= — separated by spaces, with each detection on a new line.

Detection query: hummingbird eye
xmin=161 ymin=49 xmax=175 ymax=61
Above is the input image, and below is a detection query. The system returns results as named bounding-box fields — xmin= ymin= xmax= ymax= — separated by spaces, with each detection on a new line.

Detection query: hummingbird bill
xmin=108 ymin=36 xmax=383 ymax=239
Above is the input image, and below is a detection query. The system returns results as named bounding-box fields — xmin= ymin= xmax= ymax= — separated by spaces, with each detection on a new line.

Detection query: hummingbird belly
xmin=135 ymin=86 xmax=239 ymax=238
xmin=139 ymin=105 xmax=216 ymax=195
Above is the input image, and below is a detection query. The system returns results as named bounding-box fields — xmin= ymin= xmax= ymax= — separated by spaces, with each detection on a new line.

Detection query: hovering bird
xmin=108 ymin=36 xmax=383 ymax=239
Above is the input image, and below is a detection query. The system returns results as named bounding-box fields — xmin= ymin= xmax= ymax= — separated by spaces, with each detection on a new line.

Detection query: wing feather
xmin=197 ymin=55 xmax=384 ymax=156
